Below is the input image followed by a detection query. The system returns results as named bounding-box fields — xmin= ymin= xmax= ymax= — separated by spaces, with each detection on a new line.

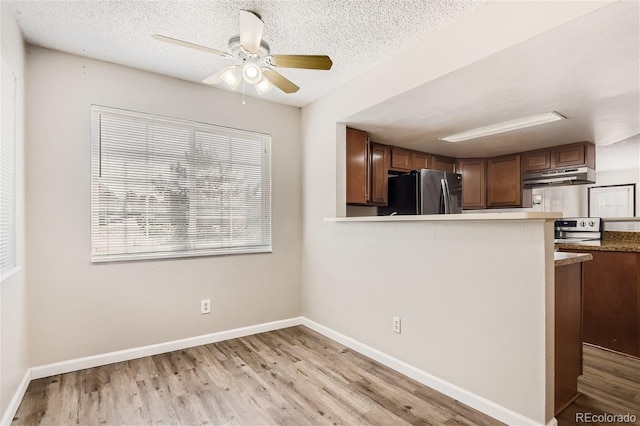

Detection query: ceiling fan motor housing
xmin=228 ymin=35 xmax=270 ymax=60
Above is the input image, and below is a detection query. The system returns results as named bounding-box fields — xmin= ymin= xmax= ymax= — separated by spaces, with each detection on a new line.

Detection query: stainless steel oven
xmin=554 ymin=217 xmax=602 ymax=243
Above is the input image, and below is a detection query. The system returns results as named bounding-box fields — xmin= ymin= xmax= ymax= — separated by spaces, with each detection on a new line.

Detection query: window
xmin=91 ymin=106 xmax=271 ymax=262
xmin=1 ymin=53 xmax=17 ymax=278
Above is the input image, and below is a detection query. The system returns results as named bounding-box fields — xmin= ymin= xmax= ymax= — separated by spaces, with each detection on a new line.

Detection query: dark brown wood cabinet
xmin=577 ymin=251 xmax=639 ymax=357
xmin=389 ymin=147 xmax=412 ymax=172
xmin=552 ymin=141 xmax=595 ymax=169
xmin=486 ymin=154 xmax=522 ymax=207
xmin=430 ymin=155 xmax=456 ymax=173
xmin=522 ymin=149 xmax=552 ymax=172
xmin=346 ymin=128 xmax=369 ymax=205
xmin=370 ymin=143 xmax=389 ymax=205
xmin=411 ymin=151 xmax=430 ymax=170
xmin=456 ymin=159 xmax=486 ymax=209
xmin=346 ymin=128 xmax=389 ymax=206
xmin=521 ymin=142 xmax=595 ymax=173
xmin=555 ymin=262 xmax=584 ymax=415
xmin=347 ymin=135 xmax=596 ymax=210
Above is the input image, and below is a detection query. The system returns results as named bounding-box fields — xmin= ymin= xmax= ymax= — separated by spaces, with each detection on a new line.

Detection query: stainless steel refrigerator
xmin=378 ymin=169 xmax=463 ymax=215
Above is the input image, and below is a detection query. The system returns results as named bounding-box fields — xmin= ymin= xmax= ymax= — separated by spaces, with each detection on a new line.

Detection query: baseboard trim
xmin=301 ymin=318 xmax=548 ymax=426
xmin=11 ymin=316 xmax=555 ymax=426
xmin=0 ymin=369 xmax=31 ymax=426
xmin=31 ymin=316 xmax=303 ymax=380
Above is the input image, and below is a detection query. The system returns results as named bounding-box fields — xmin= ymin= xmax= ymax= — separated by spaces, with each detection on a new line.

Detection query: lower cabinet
xmin=578 ymin=251 xmax=639 ymax=357
xmin=555 ymin=262 xmax=583 ymax=415
xmin=486 ymin=154 xmax=522 ymax=207
xmin=456 ymin=159 xmax=486 ymax=209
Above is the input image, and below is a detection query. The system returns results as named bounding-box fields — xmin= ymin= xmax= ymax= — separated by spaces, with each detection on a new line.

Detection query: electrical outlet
xmin=393 ymin=316 xmax=401 ymax=334
xmin=200 ymin=299 xmax=211 ymax=314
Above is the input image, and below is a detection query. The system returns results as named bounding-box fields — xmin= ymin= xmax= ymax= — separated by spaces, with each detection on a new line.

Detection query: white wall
xmin=25 ymin=47 xmax=302 ymax=366
xmin=301 ymin=2 xmax=612 ymax=424
xmin=0 ymin=1 xmax=29 ymax=418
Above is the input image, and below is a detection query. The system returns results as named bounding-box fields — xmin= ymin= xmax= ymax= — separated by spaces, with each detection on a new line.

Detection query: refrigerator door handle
xmin=440 ymin=178 xmax=450 ymax=214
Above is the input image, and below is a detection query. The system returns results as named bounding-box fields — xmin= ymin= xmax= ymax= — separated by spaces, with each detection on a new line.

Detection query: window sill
xmin=1 ymin=265 xmax=21 ymax=283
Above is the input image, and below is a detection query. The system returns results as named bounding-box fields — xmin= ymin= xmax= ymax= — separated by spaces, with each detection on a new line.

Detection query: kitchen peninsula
xmin=323 ymin=210 xmax=594 ymax=424
xmin=554 ymin=251 xmax=592 ymax=415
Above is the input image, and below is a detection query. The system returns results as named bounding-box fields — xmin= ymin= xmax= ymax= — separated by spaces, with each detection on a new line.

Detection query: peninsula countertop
xmin=554 ymin=252 xmax=593 ymax=267
xmin=327 ymin=212 xmax=562 ymax=222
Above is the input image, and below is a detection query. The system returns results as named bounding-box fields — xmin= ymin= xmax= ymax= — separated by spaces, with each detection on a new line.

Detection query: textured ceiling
xmin=346 ymin=0 xmax=640 ymax=157
xmin=10 ymin=0 xmax=485 ymax=108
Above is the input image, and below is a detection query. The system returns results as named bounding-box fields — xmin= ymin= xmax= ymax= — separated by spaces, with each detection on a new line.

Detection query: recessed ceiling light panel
xmin=440 ymin=111 xmax=566 ymax=142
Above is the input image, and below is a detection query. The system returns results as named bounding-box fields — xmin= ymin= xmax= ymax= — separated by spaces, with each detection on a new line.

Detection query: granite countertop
xmin=554 ymin=252 xmax=593 ymax=267
xmin=556 ymin=231 xmax=640 ymax=253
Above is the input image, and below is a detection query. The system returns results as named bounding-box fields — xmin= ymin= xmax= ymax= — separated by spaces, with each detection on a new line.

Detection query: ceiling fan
xmin=152 ymin=10 xmax=333 ymax=95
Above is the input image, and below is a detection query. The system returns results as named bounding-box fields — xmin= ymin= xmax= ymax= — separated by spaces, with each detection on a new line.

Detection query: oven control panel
xmin=555 ymin=217 xmax=602 ymax=232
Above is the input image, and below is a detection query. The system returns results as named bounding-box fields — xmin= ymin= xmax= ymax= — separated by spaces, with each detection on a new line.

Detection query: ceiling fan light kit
xmin=254 ymin=76 xmax=274 ymax=95
xmin=153 ymin=10 xmax=332 ymax=97
xmin=242 ymin=62 xmax=262 ymax=84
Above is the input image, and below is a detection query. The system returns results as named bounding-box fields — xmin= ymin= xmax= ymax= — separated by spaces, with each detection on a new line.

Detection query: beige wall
xmin=300 ymin=2 xmax=612 ymax=424
xmin=1 ymin=1 xmax=29 ymax=418
xmin=25 ymin=46 xmax=302 ymax=366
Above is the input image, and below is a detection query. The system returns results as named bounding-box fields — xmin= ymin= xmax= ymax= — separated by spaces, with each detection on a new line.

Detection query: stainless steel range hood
xmin=523 ymin=166 xmax=596 ymax=187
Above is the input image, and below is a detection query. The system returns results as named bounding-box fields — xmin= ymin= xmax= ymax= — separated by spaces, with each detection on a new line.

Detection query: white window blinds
xmin=91 ymin=106 xmax=271 ymax=262
xmin=1 ymin=53 xmax=17 ymax=276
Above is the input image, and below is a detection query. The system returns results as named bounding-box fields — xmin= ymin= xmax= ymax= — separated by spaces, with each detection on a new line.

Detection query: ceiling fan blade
xmin=152 ymin=34 xmax=231 ymax=57
xmin=239 ymin=10 xmax=264 ymax=54
xmin=262 ymin=69 xmax=299 ymax=94
xmin=268 ymin=55 xmax=333 ymax=70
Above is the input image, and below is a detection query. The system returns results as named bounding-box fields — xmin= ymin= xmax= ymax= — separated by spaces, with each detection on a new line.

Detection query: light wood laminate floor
xmin=557 ymin=343 xmax=640 ymax=426
xmin=13 ymin=326 xmax=501 ymax=425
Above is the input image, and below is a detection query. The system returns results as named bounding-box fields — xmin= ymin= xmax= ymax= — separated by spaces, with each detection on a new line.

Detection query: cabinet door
xmin=552 ymin=142 xmax=586 ymax=168
xmin=390 ymin=147 xmax=412 ymax=172
xmin=522 ymin=149 xmax=551 ymax=172
xmin=456 ymin=159 xmax=486 ymax=209
xmin=486 ymin=154 xmax=522 ymax=207
xmin=555 ymin=263 xmax=583 ymax=415
xmin=430 ymin=155 xmax=456 ymax=173
xmin=580 ymin=251 xmax=639 ymax=357
xmin=346 ymin=128 xmax=369 ymax=205
xmin=411 ymin=151 xmax=430 ymax=170
xmin=369 ymin=143 xmax=389 ymax=205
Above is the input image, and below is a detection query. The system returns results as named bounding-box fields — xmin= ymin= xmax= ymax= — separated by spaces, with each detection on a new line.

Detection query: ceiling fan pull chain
xmin=242 ymin=78 xmax=246 ymax=106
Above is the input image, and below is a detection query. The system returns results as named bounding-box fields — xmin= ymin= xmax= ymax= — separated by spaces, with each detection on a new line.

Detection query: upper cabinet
xmin=391 ymin=148 xmax=434 ymax=172
xmin=389 ymin=147 xmax=413 ymax=172
xmin=522 ymin=142 xmax=595 ymax=172
xmin=487 ymin=154 xmax=522 ymax=208
xmin=522 ymin=149 xmax=552 ymax=173
xmin=411 ymin=151 xmax=430 ymax=170
xmin=552 ymin=141 xmax=595 ymax=169
xmin=346 ymin=128 xmax=370 ymax=205
xmin=456 ymin=159 xmax=486 ymax=209
xmin=346 ymin=128 xmax=389 ymax=206
xmin=430 ymin=155 xmax=456 ymax=173
xmin=370 ymin=142 xmax=390 ymax=205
